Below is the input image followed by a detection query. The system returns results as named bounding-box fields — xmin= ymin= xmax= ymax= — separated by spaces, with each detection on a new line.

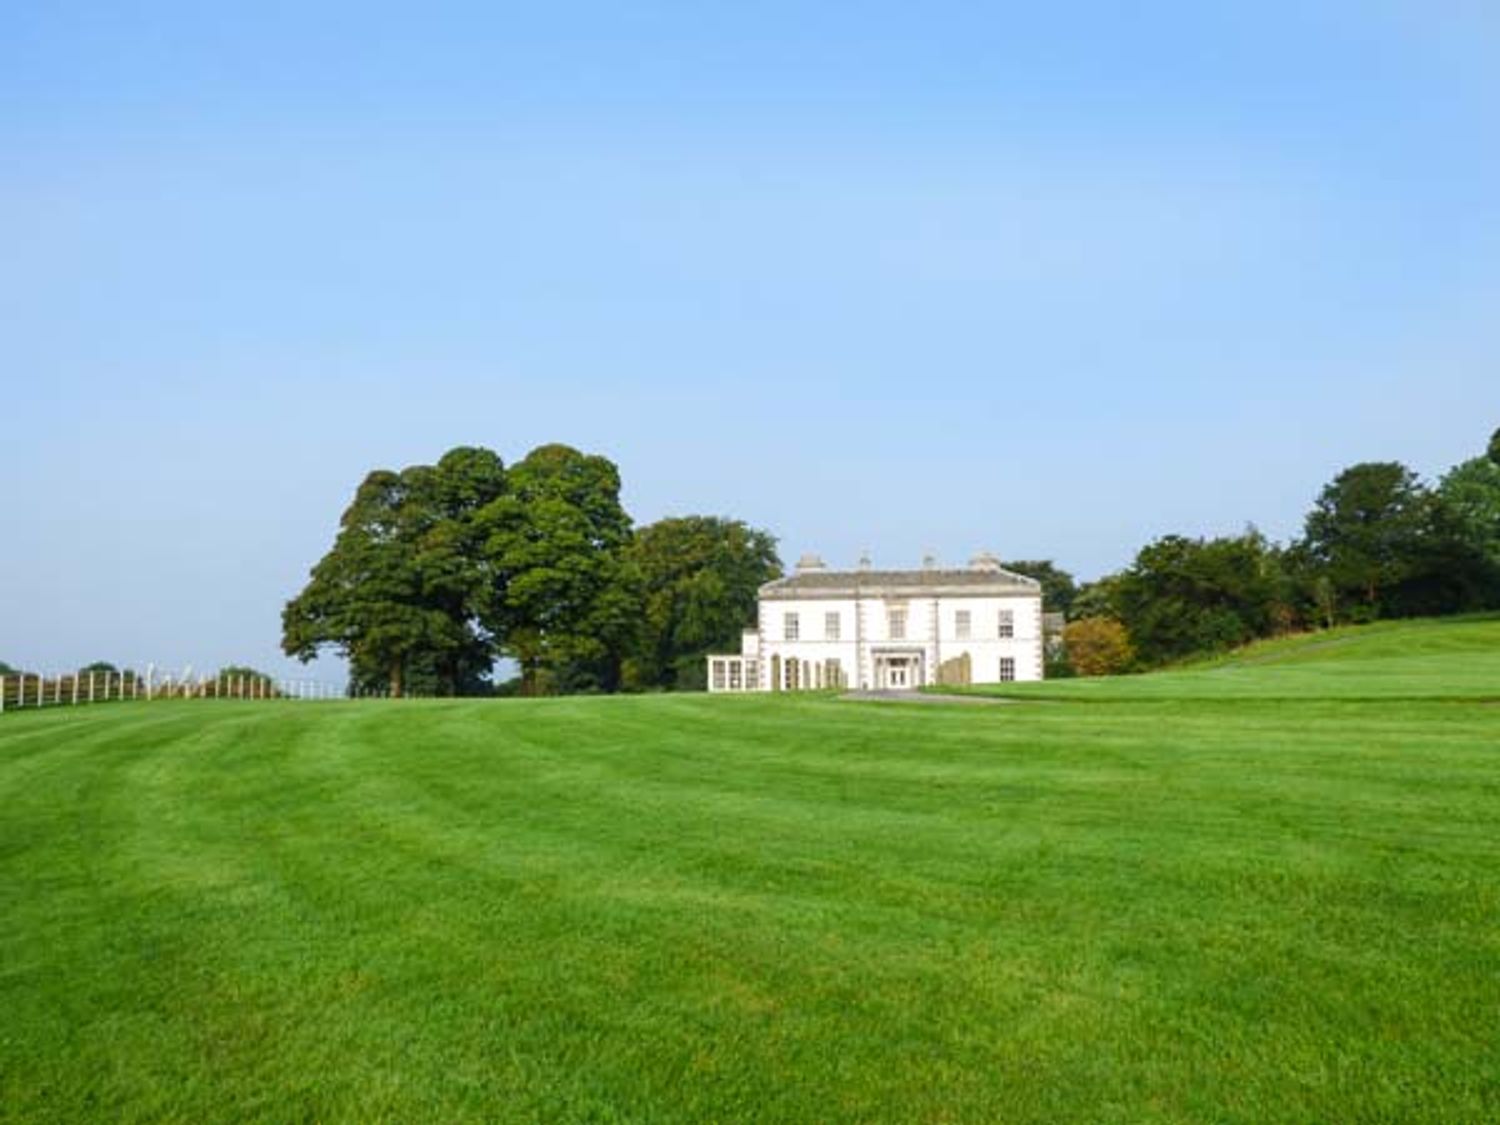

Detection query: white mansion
xmin=707 ymin=552 xmax=1044 ymax=692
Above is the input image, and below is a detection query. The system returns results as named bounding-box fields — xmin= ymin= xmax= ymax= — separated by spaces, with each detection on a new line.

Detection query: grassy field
xmin=962 ymin=612 xmax=1500 ymax=702
xmin=2 ymin=620 xmax=1498 ymax=1121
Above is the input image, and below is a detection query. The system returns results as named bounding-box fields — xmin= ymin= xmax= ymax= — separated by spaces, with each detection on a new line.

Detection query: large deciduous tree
xmin=1298 ymin=461 xmax=1496 ymax=621
xmin=282 ymin=448 xmax=506 ymax=697
xmin=626 ymin=516 xmax=781 ymax=690
xmin=1113 ymin=531 xmax=1288 ymax=666
xmin=1299 ymin=462 xmax=1429 ymax=617
xmin=1438 ymin=455 xmax=1500 ymax=573
xmin=476 ymin=444 xmax=639 ymax=695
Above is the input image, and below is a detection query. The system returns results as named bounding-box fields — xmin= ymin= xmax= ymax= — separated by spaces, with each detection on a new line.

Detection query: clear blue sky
xmin=3 ymin=1 xmax=1497 ymax=680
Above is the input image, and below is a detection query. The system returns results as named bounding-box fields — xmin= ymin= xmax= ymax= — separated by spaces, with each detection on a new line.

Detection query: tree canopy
xmin=476 ymin=444 xmax=639 ymax=695
xmin=1296 ymin=461 xmax=1496 ymax=621
xmin=284 ymin=443 xmax=786 ymax=697
xmin=625 ymin=516 xmax=782 ymax=690
xmin=283 ymin=448 xmax=505 ymax=696
xmin=1438 ymin=456 xmax=1500 ymax=572
xmin=1112 ymin=531 xmax=1287 ymax=666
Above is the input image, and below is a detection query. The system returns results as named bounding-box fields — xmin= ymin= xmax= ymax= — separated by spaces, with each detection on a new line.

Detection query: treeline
xmin=1038 ymin=428 xmax=1500 ymax=675
xmin=283 ymin=445 xmax=780 ymax=696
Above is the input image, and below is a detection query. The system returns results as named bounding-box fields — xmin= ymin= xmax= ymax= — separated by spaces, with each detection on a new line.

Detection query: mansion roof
xmin=761 ymin=563 xmax=1041 ymax=601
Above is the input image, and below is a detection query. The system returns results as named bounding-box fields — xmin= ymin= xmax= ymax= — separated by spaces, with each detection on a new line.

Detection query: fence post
xmin=72 ymin=672 xmax=79 ymax=705
xmin=54 ymin=675 xmax=61 ymax=705
xmin=0 ymin=674 xmax=5 ymax=714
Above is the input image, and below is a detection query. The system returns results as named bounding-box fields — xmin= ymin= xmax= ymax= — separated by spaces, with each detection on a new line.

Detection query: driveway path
xmin=840 ymin=690 xmax=1017 ymax=705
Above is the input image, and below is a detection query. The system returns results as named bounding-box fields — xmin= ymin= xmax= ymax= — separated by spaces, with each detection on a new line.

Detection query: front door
xmin=887 ymin=661 xmax=909 ymax=689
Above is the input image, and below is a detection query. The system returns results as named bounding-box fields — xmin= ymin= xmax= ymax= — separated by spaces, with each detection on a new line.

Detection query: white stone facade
xmin=707 ymin=553 xmax=1044 ymax=692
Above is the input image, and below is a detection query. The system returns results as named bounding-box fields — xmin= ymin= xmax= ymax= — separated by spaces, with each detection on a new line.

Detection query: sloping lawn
xmin=956 ymin=613 xmax=1500 ymax=702
xmin=2 ymin=623 xmax=1498 ymax=1121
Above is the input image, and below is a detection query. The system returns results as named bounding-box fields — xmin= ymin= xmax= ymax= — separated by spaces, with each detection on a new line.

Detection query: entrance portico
xmin=873 ymin=649 xmax=925 ymax=691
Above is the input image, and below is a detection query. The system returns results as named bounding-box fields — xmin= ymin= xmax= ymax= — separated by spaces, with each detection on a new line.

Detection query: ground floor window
xmin=999 ymin=657 xmax=1016 ymax=682
xmin=707 ymin=656 xmax=761 ymax=692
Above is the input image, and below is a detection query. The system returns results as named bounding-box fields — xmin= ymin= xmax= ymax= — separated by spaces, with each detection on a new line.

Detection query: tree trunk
xmin=389 ymin=662 xmax=404 ymax=699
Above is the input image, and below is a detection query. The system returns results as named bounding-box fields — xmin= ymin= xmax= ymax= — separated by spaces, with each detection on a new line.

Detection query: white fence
xmin=0 ymin=665 xmax=343 ymax=714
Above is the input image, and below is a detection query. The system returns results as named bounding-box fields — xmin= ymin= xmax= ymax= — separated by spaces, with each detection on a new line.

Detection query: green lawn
xmin=961 ymin=612 xmax=1500 ymax=702
xmin=3 ymin=621 xmax=1499 ymax=1122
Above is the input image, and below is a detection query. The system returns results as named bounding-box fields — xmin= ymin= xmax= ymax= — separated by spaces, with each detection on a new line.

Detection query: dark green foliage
xmin=1488 ymin=426 xmax=1500 ymax=467
xmin=345 ymin=647 xmax=495 ymax=698
xmin=290 ymin=443 xmax=771 ymax=697
xmin=1297 ymin=461 xmax=1497 ymax=622
xmin=1299 ymin=462 xmax=1430 ymax=618
xmin=626 ymin=516 xmax=782 ymax=690
xmin=476 ymin=444 xmax=639 ymax=695
xmin=1002 ymin=559 xmax=1078 ymax=617
xmin=79 ymin=661 xmax=119 ymax=675
xmin=1070 ymin=573 xmax=1124 ymax=621
xmin=283 ymin=449 xmax=507 ymax=697
xmin=1113 ymin=531 xmax=1290 ymax=666
xmin=1439 ymin=456 xmax=1500 ymax=569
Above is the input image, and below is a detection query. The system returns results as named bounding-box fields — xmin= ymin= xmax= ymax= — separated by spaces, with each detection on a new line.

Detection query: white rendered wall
xmin=932 ymin=595 xmax=1044 ymax=683
xmin=756 ymin=598 xmax=860 ymax=689
xmin=754 ymin=591 xmax=1043 ymax=688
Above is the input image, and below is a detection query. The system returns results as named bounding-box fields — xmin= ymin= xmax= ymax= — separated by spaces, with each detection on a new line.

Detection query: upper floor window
xmin=888 ymin=608 xmax=907 ymax=639
xmin=825 ymin=612 xmax=841 ymax=641
xmin=998 ymin=609 xmax=1015 ymax=639
xmin=955 ymin=610 xmax=972 ymax=639
xmin=784 ymin=612 xmax=800 ymax=641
